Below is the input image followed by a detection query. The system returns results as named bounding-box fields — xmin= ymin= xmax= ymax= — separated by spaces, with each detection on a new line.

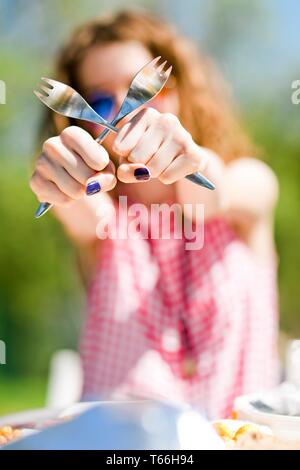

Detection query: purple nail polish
xmin=134 ymin=167 xmax=150 ymax=181
xmin=86 ymin=181 xmax=101 ymax=195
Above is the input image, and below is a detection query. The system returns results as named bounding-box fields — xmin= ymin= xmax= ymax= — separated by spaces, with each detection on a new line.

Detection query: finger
xmin=60 ymin=126 xmax=110 ymax=171
xmin=37 ymin=157 xmax=85 ymax=200
xmin=43 ymin=137 xmax=96 ymax=184
xmin=85 ymin=160 xmax=117 ymax=195
xmin=158 ymin=153 xmax=202 ymax=185
xmin=113 ymin=108 xmax=159 ymax=158
xmin=126 ymin=124 xmax=164 ymax=164
xmin=30 ymin=171 xmax=73 ymax=206
xmin=146 ymin=139 xmax=181 ymax=178
xmin=117 ymin=161 xmax=151 ymax=183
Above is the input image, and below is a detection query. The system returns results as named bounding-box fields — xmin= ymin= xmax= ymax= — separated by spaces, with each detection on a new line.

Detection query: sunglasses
xmin=87 ymin=92 xmax=117 ymax=122
xmin=87 ymin=84 xmax=172 ymax=123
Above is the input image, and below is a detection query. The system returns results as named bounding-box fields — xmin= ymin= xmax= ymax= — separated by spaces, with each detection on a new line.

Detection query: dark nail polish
xmin=86 ymin=181 xmax=101 ymax=195
xmin=134 ymin=167 xmax=150 ymax=181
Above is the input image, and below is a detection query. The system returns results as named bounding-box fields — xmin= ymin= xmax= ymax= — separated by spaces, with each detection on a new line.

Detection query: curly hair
xmin=40 ymin=9 xmax=255 ymax=163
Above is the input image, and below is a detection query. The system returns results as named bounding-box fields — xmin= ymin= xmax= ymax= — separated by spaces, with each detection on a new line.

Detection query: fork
xmin=34 ymin=57 xmax=215 ymax=218
xmin=34 ymin=78 xmax=118 ymax=132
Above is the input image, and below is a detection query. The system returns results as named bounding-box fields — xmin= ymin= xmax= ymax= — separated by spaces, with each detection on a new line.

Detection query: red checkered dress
xmin=80 ymin=206 xmax=279 ymax=419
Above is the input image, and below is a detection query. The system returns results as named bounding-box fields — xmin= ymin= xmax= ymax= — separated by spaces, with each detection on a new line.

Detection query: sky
xmin=1 ymin=0 xmax=299 ymax=92
xmin=158 ymin=0 xmax=300 ymax=103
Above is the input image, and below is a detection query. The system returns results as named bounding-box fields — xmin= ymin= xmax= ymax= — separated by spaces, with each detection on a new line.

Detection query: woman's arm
xmin=223 ymin=157 xmax=279 ymax=261
xmin=53 ymin=191 xmax=112 ymax=246
xmin=30 ymin=126 xmax=117 ymax=283
xmin=107 ymin=106 xmax=278 ymax=260
xmin=30 ymin=126 xmax=116 ymax=246
xmin=224 ymin=157 xmax=279 ymax=221
xmin=176 ymin=154 xmax=279 ymax=261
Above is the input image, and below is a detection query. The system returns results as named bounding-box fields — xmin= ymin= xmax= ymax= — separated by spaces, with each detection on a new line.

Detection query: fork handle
xmin=95 ymin=126 xmax=111 ymax=144
xmin=34 ymin=202 xmax=53 ymax=218
xmin=185 ymin=172 xmax=215 ymax=190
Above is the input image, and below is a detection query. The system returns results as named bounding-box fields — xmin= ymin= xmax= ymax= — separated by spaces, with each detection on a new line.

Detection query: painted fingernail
xmin=86 ymin=180 xmax=101 ymax=195
xmin=134 ymin=167 xmax=150 ymax=181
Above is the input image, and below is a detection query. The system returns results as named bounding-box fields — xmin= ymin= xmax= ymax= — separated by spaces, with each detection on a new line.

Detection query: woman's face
xmin=76 ymin=41 xmax=179 ymax=161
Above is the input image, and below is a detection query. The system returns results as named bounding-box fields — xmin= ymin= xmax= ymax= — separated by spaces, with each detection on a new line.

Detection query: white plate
xmin=58 ymin=399 xmax=151 ymax=418
xmin=0 ymin=400 xmax=146 ymax=428
xmin=235 ymin=394 xmax=300 ymax=442
xmin=0 ymin=407 xmax=61 ymax=428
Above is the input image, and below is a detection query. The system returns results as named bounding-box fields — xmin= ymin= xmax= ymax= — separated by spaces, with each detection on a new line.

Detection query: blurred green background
xmin=0 ymin=0 xmax=299 ymax=414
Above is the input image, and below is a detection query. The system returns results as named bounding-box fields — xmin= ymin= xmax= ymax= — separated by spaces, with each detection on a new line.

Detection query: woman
xmin=30 ymin=10 xmax=279 ymax=418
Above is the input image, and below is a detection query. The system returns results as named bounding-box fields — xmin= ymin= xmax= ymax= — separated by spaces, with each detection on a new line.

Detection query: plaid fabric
xmin=80 ymin=210 xmax=279 ymax=419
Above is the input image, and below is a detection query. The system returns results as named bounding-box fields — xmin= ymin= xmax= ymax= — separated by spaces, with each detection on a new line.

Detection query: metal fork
xmin=34 ymin=78 xmax=118 ymax=132
xmin=34 ymin=57 xmax=214 ymax=218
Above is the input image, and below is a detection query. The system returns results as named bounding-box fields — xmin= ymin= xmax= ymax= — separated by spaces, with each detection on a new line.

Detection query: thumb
xmin=117 ymin=156 xmax=151 ymax=183
xmin=85 ymin=160 xmax=117 ymax=196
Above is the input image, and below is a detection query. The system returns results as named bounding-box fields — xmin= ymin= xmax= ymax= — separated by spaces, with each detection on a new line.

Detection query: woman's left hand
xmin=112 ymin=108 xmax=209 ymax=184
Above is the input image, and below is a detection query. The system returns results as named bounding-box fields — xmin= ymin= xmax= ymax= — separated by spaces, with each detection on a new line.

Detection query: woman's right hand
xmin=30 ymin=126 xmax=117 ymax=206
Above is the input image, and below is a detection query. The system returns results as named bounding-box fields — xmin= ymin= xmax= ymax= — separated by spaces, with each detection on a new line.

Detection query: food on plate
xmin=213 ymin=421 xmax=236 ymax=442
xmin=0 ymin=426 xmax=22 ymax=446
xmin=213 ymin=419 xmax=300 ymax=449
xmin=213 ymin=420 xmax=264 ymax=448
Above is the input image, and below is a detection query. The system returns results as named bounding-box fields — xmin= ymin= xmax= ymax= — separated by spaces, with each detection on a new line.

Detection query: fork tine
xmin=37 ymin=84 xmax=51 ymax=96
xmin=146 ymin=56 xmax=161 ymax=70
xmin=162 ymin=65 xmax=172 ymax=80
xmin=155 ymin=60 xmax=167 ymax=74
xmin=41 ymin=77 xmax=55 ymax=88
xmin=34 ymin=89 xmax=49 ymax=102
xmin=130 ymin=56 xmax=161 ymax=83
